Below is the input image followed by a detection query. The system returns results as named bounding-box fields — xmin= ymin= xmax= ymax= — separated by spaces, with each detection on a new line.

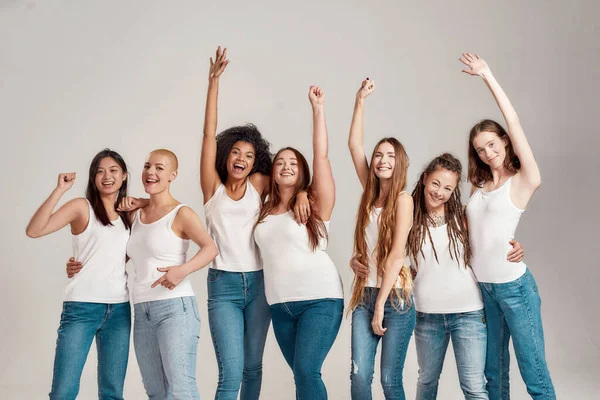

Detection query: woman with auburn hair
xmin=26 ymin=149 xmax=132 ymax=400
xmin=253 ymin=86 xmax=343 ymax=400
xmin=407 ymin=153 xmax=523 ymax=400
xmin=200 ymin=46 xmax=309 ymax=400
xmin=347 ymin=78 xmax=415 ymax=400
xmin=461 ymin=53 xmax=555 ymax=399
xmin=125 ymin=149 xmax=218 ymax=399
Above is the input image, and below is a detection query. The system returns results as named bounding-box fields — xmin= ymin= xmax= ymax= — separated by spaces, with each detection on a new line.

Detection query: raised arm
xmin=26 ymin=173 xmax=88 ymax=238
xmin=308 ymin=86 xmax=335 ymax=221
xmin=371 ymin=193 xmax=414 ymax=335
xmin=349 ymin=78 xmax=375 ymax=189
xmin=153 ymin=207 xmax=219 ymax=290
xmin=201 ymin=46 xmax=230 ymax=203
xmin=461 ymin=53 xmax=541 ymax=200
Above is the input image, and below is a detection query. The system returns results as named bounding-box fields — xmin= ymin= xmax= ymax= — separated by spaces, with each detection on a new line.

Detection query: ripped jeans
xmin=350 ymin=288 xmax=416 ymax=400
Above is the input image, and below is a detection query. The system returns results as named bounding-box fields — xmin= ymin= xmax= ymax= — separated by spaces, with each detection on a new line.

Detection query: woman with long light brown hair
xmin=461 ymin=52 xmax=555 ymax=399
xmin=253 ymin=86 xmax=343 ymax=400
xmin=347 ymin=78 xmax=415 ymax=400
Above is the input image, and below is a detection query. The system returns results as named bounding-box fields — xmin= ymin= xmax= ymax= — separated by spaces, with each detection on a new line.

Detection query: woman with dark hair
xmin=346 ymin=79 xmax=415 ymax=400
xmin=201 ymin=47 xmax=309 ymax=400
xmin=461 ymin=53 xmax=555 ymax=399
xmin=407 ymin=153 xmax=523 ymax=400
xmin=253 ymin=86 xmax=343 ymax=400
xmin=26 ymin=149 xmax=132 ymax=400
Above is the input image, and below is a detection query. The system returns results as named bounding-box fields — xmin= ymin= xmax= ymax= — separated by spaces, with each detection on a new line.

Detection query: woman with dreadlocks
xmin=200 ymin=46 xmax=309 ymax=400
xmin=407 ymin=152 xmax=523 ymax=400
xmin=347 ymin=78 xmax=415 ymax=400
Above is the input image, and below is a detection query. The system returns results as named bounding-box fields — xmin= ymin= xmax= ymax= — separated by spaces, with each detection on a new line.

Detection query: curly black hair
xmin=215 ymin=124 xmax=273 ymax=183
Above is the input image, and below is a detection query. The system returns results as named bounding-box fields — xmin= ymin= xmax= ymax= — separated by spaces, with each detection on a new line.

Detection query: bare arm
xmin=201 ymin=46 xmax=230 ymax=203
xmin=26 ymin=173 xmax=88 ymax=238
xmin=371 ymin=193 xmax=414 ymax=335
xmin=308 ymin=86 xmax=335 ymax=221
xmin=461 ymin=53 xmax=541 ymax=202
xmin=153 ymin=207 xmax=219 ymax=290
xmin=349 ymin=79 xmax=375 ymax=189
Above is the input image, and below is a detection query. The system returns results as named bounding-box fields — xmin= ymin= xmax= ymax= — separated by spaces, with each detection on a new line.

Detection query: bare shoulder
xmin=250 ymin=172 xmax=270 ymax=193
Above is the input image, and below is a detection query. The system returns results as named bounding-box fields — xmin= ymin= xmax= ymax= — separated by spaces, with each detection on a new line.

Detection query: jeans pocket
xmin=207 ymin=268 xmax=223 ymax=283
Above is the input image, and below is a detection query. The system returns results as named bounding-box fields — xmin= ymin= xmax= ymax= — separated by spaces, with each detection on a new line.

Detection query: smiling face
xmin=226 ymin=140 xmax=256 ymax=181
xmin=472 ymin=130 xmax=507 ymax=170
xmin=372 ymin=141 xmax=396 ymax=180
xmin=273 ymin=149 xmax=300 ymax=188
xmin=142 ymin=151 xmax=178 ymax=195
xmin=423 ymin=167 xmax=459 ymax=213
xmin=94 ymin=157 xmax=126 ymax=196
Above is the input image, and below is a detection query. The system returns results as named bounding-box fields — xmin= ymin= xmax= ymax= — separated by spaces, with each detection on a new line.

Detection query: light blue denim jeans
xmin=415 ymin=309 xmax=488 ymax=400
xmin=49 ymin=301 xmax=131 ymax=400
xmin=133 ymin=296 xmax=201 ymax=400
xmin=479 ymin=269 xmax=555 ymax=400
xmin=350 ymin=288 xmax=416 ymax=400
xmin=207 ymin=268 xmax=271 ymax=400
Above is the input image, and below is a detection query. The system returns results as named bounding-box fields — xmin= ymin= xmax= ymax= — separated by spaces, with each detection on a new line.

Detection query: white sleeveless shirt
xmin=253 ymin=211 xmax=343 ymax=305
xmin=410 ymin=224 xmax=483 ymax=313
xmin=127 ymin=204 xmax=195 ymax=304
xmin=364 ymin=207 xmax=404 ymax=288
xmin=467 ymin=177 xmax=526 ymax=283
xmin=65 ymin=200 xmax=129 ymax=303
xmin=204 ymin=181 xmax=262 ymax=272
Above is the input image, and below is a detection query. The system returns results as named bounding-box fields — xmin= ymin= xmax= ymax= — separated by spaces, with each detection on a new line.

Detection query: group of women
xmin=26 ymin=47 xmax=555 ymax=400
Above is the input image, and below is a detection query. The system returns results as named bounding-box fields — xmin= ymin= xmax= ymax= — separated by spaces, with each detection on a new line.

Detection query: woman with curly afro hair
xmin=200 ymin=46 xmax=309 ymax=400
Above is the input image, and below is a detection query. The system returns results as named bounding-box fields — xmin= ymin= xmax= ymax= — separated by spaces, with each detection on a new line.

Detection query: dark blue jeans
xmin=270 ymin=298 xmax=344 ymax=400
xmin=207 ymin=269 xmax=271 ymax=400
xmin=479 ymin=269 xmax=555 ymax=400
xmin=49 ymin=301 xmax=131 ymax=400
xmin=350 ymin=288 xmax=416 ymax=400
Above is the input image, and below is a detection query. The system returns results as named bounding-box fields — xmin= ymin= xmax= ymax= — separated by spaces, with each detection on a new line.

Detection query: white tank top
xmin=467 ymin=177 xmax=526 ymax=283
xmin=65 ymin=200 xmax=129 ymax=303
xmin=127 ymin=204 xmax=195 ymax=304
xmin=253 ymin=211 xmax=343 ymax=305
xmin=410 ymin=224 xmax=483 ymax=313
xmin=364 ymin=207 xmax=402 ymax=288
xmin=204 ymin=181 xmax=262 ymax=272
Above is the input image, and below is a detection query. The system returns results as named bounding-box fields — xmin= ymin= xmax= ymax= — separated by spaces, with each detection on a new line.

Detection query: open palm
xmin=209 ymin=46 xmax=229 ymax=79
xmin=459 ymin=53 xmax=490 ymax=77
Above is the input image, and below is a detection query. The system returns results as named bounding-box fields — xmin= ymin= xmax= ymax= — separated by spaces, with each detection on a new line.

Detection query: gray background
xmin=1 ymin=0 xmax=598 ymax=398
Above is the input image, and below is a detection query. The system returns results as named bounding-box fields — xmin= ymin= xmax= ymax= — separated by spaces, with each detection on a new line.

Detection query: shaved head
xmin=148 ymin=149 xmax=178 ymax=170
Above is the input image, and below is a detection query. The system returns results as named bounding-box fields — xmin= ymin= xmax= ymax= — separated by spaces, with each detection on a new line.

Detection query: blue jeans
xmin=479 ymin=269 xmax=555 ymax=400
xmin=207 ymin=269 xmax=271 ymax=400
xmin=270 ymin=298 xmax=343 ymax=400
xmin=133 ymin=296 xmax=201 ymax=400
xmin=350 ymin=288 xmax=416 ymax=400
xmin=49 ymin=301 xmax=131 ymax=400
xmin=415 ymin=309 xmax=488 ymax=400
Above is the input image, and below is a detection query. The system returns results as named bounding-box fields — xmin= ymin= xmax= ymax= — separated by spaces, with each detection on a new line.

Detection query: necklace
xmin=429 ymin=210 xmax=446 ymax=227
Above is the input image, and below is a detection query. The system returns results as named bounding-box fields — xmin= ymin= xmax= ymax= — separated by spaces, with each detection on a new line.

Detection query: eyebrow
xmin=233 ymin=146 xmax=255 ymax=154
xmin=98 ymin=164 xmax=119 ymax=169
xmin=476 ymin=140 xmax=495 ymax=150
xmin=275 ymin=157 xmax=297 ymax=161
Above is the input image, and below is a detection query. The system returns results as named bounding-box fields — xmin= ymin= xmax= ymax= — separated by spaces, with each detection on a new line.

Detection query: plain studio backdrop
xmin=1 ymin=0 xmax=598 ymax=398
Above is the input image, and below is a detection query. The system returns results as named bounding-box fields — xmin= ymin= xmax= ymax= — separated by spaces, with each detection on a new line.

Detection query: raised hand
xmin=357 ymin=78 xmax=375 ymax=99
xmin=308 ymin=85 xmax=325 ymax=107
xmin=57 ymin=173 xmax=76 ymax=192
xmin=459 ymin=53 xmax=491 ymax=77
xmin=209 ymin=46 xmax=229 ymax=80
xmin=151 ymin=266 xmax=188 ymax=290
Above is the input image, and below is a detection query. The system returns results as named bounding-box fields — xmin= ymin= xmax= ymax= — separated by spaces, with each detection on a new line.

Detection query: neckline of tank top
xmin=137 ymin=204 xmax=184 ymax=226
xmin=221 ymin=180 xmax=256 ymax=203
xmin=265 ymin=210 xmax=331 ymax=224
xmin=84 ymin=198 xmax=121 ymax=223
xmin=480 ymin=175 xmax=513 ymax=195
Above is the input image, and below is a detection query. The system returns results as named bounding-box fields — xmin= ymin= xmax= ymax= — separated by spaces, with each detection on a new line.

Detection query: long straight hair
xmin=348 ymin=138 xmax=412 ymax=312
xmin=408 ymin=153 xmax=470 ymax=270
xmin=85 ymin=149 xmax=131 ymax=230
xmin=255 ymin=147 xmax=327 ymax=250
